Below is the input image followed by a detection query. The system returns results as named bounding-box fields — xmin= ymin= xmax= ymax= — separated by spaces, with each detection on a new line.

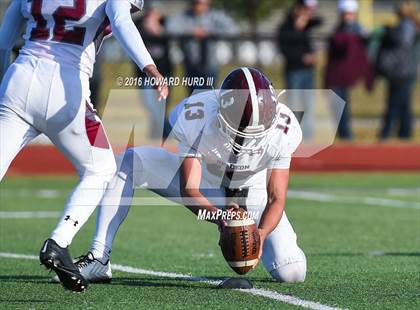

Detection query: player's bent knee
xmin=116 ymin=147 xmax=143 ymax=180
xmin=270 ymin=260 xmax=307 ymax=283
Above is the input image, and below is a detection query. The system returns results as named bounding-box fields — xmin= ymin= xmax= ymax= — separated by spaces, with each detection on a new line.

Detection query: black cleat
xmin=39 ymin=239 xmax=88 ymax=292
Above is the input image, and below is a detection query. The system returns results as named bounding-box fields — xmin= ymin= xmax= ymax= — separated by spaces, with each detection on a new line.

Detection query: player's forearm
xmin=106 ymin=0 xmax=155 ymax=70
xmin=181 ymin=188 xmax=219 ymax=223
xmin=258 ymin=198 xmax=284 ymax=238
xmin=259 ymin=169 xmax=290 ymax=237
xmin=143 ymin=64 xmax=164 ymax=80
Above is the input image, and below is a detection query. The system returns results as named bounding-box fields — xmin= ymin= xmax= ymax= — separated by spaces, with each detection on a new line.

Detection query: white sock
xmin=90 ymin=160 xmax=135 ymax=263
xmin=51 ymin=175 xmax=111 ymax=247
xmin=91 ymin=240 xmax=112 ymax=263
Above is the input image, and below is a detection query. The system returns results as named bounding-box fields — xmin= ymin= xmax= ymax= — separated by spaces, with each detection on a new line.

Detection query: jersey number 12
xmin=30 ymin=0 xmax=86 ymax=46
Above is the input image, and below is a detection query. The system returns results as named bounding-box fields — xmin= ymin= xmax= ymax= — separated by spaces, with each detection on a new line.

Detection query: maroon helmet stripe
xmin=241 ymin=67 xmax=259 ymax=126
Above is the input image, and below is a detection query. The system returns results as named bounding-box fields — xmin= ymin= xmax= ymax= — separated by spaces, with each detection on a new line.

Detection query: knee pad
xmin=270 ymin=260 xmax=307 ymax=283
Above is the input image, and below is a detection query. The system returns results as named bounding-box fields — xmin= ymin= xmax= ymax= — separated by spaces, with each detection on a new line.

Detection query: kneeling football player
xmin=67 ymin=68 xmax=306 ymax=284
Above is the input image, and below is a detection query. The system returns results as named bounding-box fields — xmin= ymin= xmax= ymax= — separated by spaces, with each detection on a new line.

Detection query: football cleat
xmin=51 ymin=252 xmax=112 ymax=284
xmin=39 ymin=239 xmax=88 ymax=292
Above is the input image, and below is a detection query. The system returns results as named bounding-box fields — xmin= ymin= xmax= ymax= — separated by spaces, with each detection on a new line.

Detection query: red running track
xmin=5 ymin=144 xmax=420 ymax=176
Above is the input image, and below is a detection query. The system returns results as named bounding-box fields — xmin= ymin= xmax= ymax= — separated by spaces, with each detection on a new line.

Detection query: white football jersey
xmin=169 ymin=90 xmax=302 ymax=188
xmin=18 ymin=0 xmax=143 ymax=76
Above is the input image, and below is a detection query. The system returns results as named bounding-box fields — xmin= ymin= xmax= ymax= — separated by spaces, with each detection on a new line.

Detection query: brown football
xmin=219 ymin=208 xmax=261 ymax=275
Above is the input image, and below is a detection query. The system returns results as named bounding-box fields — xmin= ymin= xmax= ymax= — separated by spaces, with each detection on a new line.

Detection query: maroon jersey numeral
xmin=30 ymin=0 xmax=49 ymax=41
xmin=276 ymin=113 xmax=291 ymax=134
xmin=30 ymin=0 xmax=86 ymax=46
xmin=52 ymin=0 xmax=86 ymax=45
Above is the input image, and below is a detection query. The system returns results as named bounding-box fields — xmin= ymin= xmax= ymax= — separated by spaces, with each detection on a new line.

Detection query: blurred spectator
xmin=134 ymin=4 xmax=173 ymax=140
xmin=325 ymin=0 xmax=373 ymax=140
xmin=277 ymin=0 xmax=322 ymax=140
xmin=166 ymin=0 xmax=239 ymax=92
xmin=376 ymin=1 xmax=419 ymax=140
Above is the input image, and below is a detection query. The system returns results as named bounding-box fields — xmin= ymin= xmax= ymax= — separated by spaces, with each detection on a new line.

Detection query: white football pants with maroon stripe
xmin=0 ymin=55 xmax=116 ymax=247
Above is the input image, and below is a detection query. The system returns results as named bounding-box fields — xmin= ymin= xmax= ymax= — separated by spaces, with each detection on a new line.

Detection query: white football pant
xmin=0 ymin=55 xmax=116 ymax=247
xmin=92 ymin=146 xmax=306 ymax=283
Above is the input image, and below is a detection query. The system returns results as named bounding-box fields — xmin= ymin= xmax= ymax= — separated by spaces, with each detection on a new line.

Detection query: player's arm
xmin=250 ymin=168 xmax=290 ymax=269
xmin=0 ymin=0 xmax=25 ymax=80
xmin=258 ymin=168 xmax=290 ymax=243
xmin=180 ymin=156 xmax=220 ymax=224
xmin=105 ymin=0 xmax=168 ymax=100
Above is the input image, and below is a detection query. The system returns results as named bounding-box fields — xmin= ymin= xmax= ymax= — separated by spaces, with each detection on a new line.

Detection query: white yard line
xmin=0 ymin=211 xmax=60 ymax=219
xmin=0 ymin=252 xmax=344 ymax=310
xmin=1 ymin=187 xmax=418 ymax=209
xmin=387 ymin=188 xmax=420 ymax=196
xmin=287 ymin=190 xmax=420 ymax=209
xmin=0 ymin=189 xmax=62 ymax=198
xmin=2 ymin=189 xmax=418 ymax=220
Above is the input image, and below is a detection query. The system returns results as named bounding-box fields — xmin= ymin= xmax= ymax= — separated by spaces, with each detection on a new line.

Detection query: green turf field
xmin=0 ymin=173 xmax=419 ymax=309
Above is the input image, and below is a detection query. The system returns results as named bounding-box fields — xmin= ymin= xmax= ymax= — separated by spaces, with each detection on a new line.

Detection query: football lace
xmin=240 ymin=230 xmax=250 ymax=257
xmin=74 ymin=255 xmax=94 ymax=269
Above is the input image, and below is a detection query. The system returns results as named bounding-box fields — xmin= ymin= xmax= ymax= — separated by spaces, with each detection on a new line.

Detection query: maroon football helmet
xmin=218 ymin=68 xmax=279 ymax=153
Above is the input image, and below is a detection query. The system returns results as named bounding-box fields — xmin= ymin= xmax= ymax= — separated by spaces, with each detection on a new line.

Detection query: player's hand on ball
xmin=227 ymin=202 xmax=240 ymax=210
xmin=216 ymin=203 xmax=240 ymax=232
xmin=252 ymin=228 xmax=267 ymax=269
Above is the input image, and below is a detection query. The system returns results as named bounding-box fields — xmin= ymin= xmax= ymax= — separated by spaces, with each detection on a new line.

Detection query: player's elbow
xmin=180 ymin=187 xmax=199 ymax=198
xmin=267 ymin=194 xmax=285 ymax=215
xmin=268 ymin=195 xmax=283 ymax=207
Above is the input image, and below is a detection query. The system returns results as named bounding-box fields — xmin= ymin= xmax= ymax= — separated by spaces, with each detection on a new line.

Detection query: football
xmin=219 ymin=208 xmax=261 ymax=275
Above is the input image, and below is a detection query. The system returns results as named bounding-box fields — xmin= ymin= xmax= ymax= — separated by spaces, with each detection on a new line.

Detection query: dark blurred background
xmin=0 ymin=0 xmax=418 ymax=143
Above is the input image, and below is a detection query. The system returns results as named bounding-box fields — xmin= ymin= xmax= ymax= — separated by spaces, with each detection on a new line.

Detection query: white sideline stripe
xmin=0 ymin=211 xmax=60 ymax=219
xmin=0 ymin=252 xmax=344 ymax=310
xmin=288 ymin=190 xmax=420 ymax=209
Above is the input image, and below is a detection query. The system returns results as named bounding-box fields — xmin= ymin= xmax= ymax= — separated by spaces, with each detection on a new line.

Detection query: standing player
xmin=0 ymin=0 xmax=168 ymax=292
xmin=70 ymin=68 xmax=307 ymax=284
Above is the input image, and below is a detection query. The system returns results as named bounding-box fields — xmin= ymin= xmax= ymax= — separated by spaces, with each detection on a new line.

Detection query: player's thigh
xmin=124 ymin=146 xmax=225 ymax=205
xmin=124 ymin=146 xmax=183 ymax=202
xmin=0 ymin=105 xmax=39 ymax=180
xmin=48 ymin=104 xmax=116 ymax=178
xmin=46 ymin=69 xmax=115 ymax=178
